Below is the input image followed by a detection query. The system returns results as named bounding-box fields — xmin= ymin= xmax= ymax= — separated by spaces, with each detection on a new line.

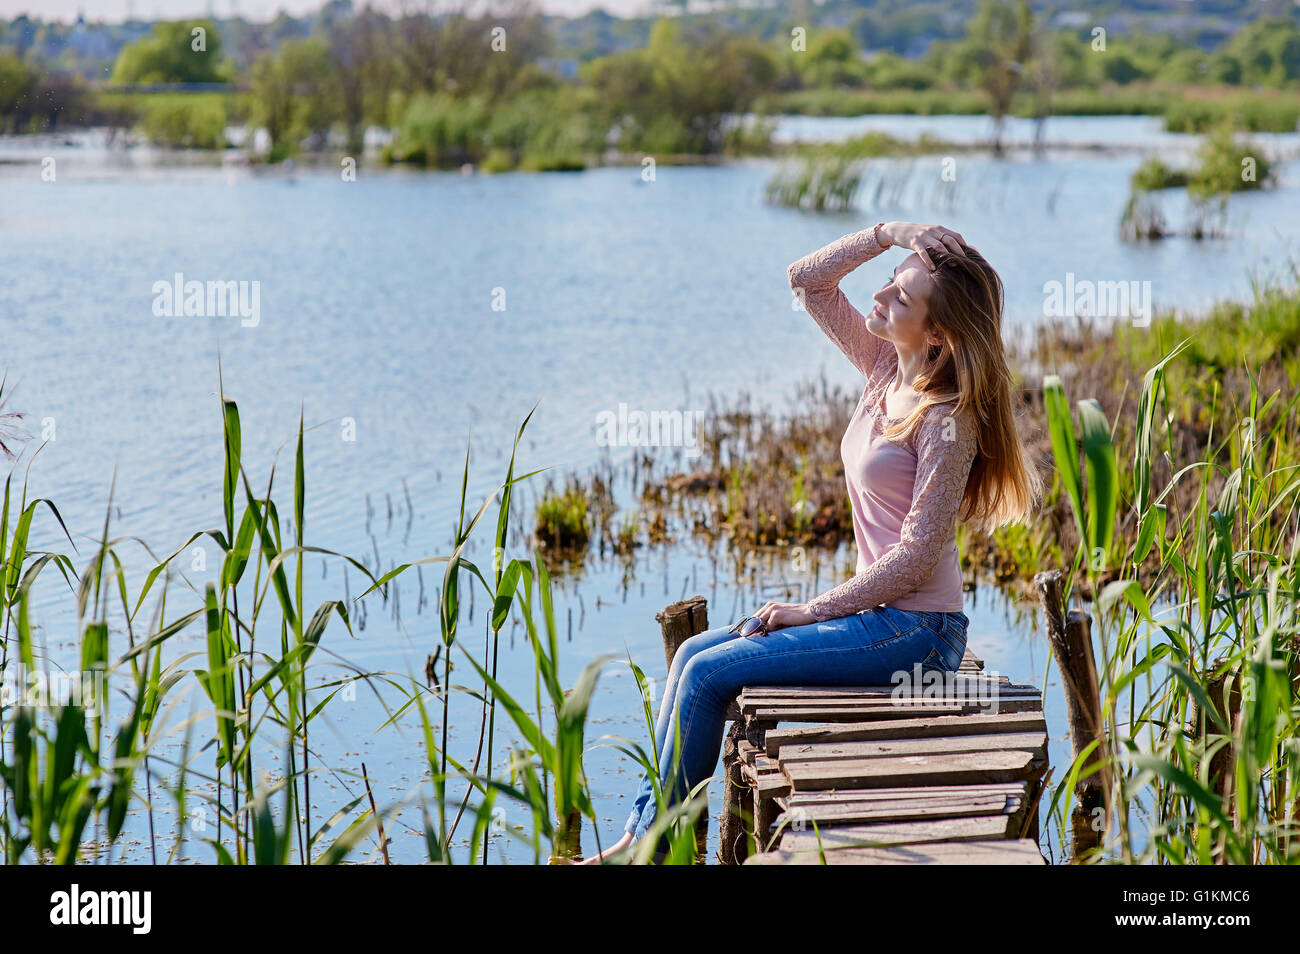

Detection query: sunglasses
xmin=728 ymin=615 xmax=768 ymax=637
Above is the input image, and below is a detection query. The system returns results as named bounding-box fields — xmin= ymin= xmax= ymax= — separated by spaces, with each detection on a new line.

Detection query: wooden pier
xmin=656 ymin=597 xmax=1050 ymax=865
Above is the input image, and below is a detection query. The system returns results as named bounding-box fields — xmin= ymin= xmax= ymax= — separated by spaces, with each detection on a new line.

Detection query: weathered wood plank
xmin=777 ymin=731 xmax=1048 ymax=764
xmin=764 ymin=711 xmax=1046 ymax=757
xmin=776 ymin=813 xmax=1015 ymax=851
xmin=783 ymin=748 xmax=1040 ymax=791
xmin=777 ymin=795 xmax=1011 ymax=827
xmin=740 ymin=675 xmax=1012 ymax=699
xmin=751 ymin=696 xmax=1041 ymax=724
xmin=743 ymin=838 xmax=1046 ymax=865
xmin=745 ymin=685 xmax=1040 ymax=703
xmin=753 ymin=702 xmax=964 ymax=719
xmin=784 ymin=782 xmax=1027 ymax=802
xmin=755 ymin=775 xmax=790 ymax=800
xmin=741 ymin=685 xmax=1036 ymax=714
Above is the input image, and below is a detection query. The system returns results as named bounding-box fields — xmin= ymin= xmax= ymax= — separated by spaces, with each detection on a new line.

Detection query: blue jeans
xmin=623 ymin=605 xmax=969 ymax=841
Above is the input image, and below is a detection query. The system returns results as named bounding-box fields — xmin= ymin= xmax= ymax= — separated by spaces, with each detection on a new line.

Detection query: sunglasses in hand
xmin=728 ymin=615 xmax=768 ymax=637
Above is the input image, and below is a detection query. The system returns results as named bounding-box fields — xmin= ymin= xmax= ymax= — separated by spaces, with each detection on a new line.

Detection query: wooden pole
xmin=1034 ymin=569 xmax=1112 ymax=862
xmin=655 ymin=596 xmax=709 ymax=672
xmin=719 ymin=720 xmax=750 ymax=865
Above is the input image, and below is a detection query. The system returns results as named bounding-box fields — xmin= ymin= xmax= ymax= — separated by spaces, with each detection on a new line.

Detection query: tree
xmin=581 ymin=17 xmax=777 ymax=155
xmin=952 ymin=0 xmax=1034 ymax=156
xmin=393 ymin=0 xmax=550 ymax=99
xmin=249 ymin=37 xmax=337 ymax=159
xmin=109 ymin=20 xmax=229 ymax=84
xmin=326 ymin=8 xmax=397 ymax=153
xmin=1222 ymin=17 xmax=1300 ymax=87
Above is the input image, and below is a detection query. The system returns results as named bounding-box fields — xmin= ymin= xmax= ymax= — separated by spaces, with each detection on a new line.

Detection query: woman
xmin=579 ymin=220 xmax=1043 ymax=864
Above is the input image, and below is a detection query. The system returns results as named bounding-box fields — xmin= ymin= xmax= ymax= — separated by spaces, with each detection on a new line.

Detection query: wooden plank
xmin=776 ymin=814 xmax=1014 ymax=851
xmin=740 ymin=755 xmax=784 ymax=788
xmin=752 ymin=696 xmax=1041 ymax=724
xmin=960 ymin=648 xmax=984 ymax=671
xmin=755 ymin=775 xmax=790 ymax=800
xmin=764 ymin=711 xmax=1047 ymax=757
xmin=745 ymin=686 xmax=1040 ymax=705
xmin=777 ymin=731 xmax=1048 ymax=764
xmin=741 ymin=685 xmax=1036 ymax=714
xmin=743 ymin=838 xmax=1046 ymax=865
xmin=777 ymin=794 xmax=1011 ymax=827
xmin=737 ymin=740 xmax=761 ymax=766
xmin=785 ymin=782 xmax=1027 ymax=802
xmin=778 ymin=783 xmax=1028 ymax=827
xmin=741 ymin=675 xmax=1013 ymax=699
xmin=783 ymin=748 xmax=1039 ymax=791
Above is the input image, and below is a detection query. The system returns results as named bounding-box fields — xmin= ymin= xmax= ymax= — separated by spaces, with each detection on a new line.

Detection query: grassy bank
xmin=69 ymin=80 xmax=1300 ymax=167
xmin=762 ymin=84 xmax=1300 ymax=134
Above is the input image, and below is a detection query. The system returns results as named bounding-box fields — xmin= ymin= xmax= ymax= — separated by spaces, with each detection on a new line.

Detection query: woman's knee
xmin=679 ymin=652 xmax=740 ymax=708
xmin=674 ymin=626 xmax=734 ymax=669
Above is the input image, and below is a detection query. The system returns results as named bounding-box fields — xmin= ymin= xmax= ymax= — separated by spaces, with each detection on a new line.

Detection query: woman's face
xmin=867 ymin=252 xmax=941 ymax=351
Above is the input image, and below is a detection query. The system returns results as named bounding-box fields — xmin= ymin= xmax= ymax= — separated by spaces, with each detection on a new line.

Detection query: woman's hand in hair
xmin=879 ymin=222 xmax=966 ymax=269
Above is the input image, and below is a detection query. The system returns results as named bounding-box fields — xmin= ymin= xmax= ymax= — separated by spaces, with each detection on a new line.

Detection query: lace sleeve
xmin=806 ymin=404 xmax=979 ymax=621
xmin=787 ymin=225 xmax=891 ymax=378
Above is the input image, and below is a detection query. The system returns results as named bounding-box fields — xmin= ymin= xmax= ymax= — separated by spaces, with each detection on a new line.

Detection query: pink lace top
xmin=787 ymin=226 xmax=979 ymax=621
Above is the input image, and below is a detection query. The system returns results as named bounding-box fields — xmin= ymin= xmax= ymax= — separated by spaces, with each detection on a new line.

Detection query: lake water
xmin=0 ymin=113 xmax=1289 ymax=862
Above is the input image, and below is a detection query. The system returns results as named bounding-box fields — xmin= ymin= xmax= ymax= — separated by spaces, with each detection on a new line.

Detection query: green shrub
xmin=534 ymin=482 xmax=590 ymax=550
xmin=1162 ymin=95 xmax=1300 ymax=134
xmin=388 ymin=92 xmax=492 ymax=167
xmin=388 ymin=89 xmax=600 ymax=169
xmin=137 ymin=94 xmax=228 ymax=149
xmin=1187 ymin=124 xmax=1273 ymax=197
xmin=1131 ymin=157 xmax=1189 ymax=191
xmin=517 ymin=153 xmax=586 ymax=172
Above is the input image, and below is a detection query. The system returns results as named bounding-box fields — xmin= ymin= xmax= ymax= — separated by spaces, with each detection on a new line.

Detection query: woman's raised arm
xmin=786 ymin=223 xmax=892 ymax=378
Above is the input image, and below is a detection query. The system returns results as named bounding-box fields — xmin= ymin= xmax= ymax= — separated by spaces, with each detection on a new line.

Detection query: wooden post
xmin=1034 ymin=569 xmax=1112 ymax=863
xmin=754 ymin=787 xmax=780 ymax=852
xmin=655 ymin=596 xmax=711 ymax=863
xmin=655 ymin=596 xmax=709 ymax=671
xmin=719 ymin=720 xmax=750 ymax=865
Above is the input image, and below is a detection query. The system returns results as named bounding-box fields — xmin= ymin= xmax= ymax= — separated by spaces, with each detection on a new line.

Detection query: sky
xmin=0 ymin=0 xmax=660 ymax=21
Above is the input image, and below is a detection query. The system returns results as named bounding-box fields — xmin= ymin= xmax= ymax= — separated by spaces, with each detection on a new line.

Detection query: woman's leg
xmin=627 ymin=606 xmax=948 ymax=845
xmin=620 ymin=623 xmax=744 ymax=839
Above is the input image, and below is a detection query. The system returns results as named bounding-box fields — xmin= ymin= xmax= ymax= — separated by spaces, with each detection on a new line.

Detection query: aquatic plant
xmin=1042 ymin=347 xmax=1300 ymax=863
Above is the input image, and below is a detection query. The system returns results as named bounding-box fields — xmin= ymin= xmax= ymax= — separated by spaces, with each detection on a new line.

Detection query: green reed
xmin=0 ymin=368 xmax=708 ymax=864
xmin=1042 ymin=338 xmax=1300 ymax=863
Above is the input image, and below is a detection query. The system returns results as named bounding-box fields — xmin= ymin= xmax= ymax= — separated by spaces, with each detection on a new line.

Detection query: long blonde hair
xmin=880 ymin=241 xmax=1043 ymax=533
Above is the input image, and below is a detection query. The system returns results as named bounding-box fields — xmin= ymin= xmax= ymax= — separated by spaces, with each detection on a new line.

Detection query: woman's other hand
xmin=754 ymin=601 xmax=817 ymax=632
xmin=878 ymin=222 xmax=966 ymax=268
